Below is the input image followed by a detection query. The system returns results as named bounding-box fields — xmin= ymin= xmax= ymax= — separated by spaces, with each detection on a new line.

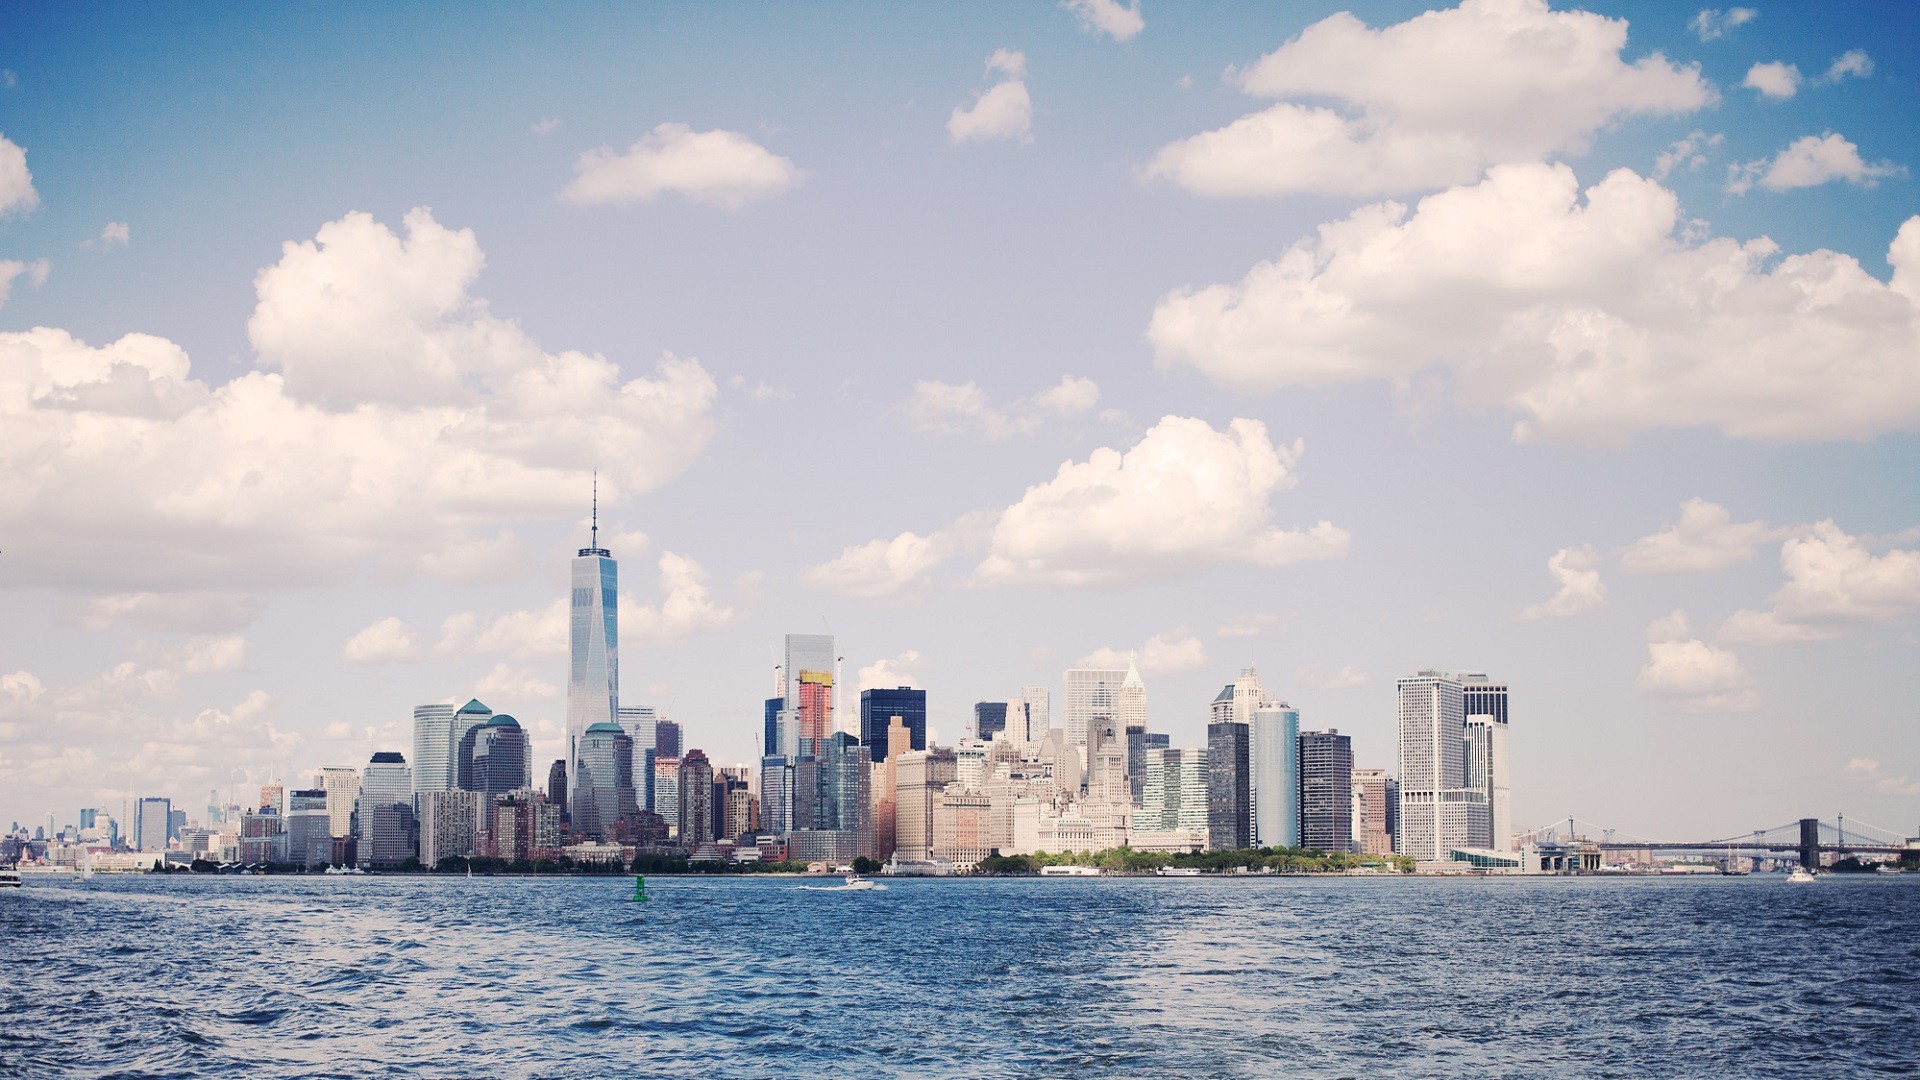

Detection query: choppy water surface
xmin=3 ymin=874 xmax=1917 ymax=1078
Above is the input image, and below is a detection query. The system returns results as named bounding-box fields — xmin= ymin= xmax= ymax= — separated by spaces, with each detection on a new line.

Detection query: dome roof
xmin=485 ymin=713 xmax=521 ymax=728
xmin=584 ymin=721 xmax=625 ymax=734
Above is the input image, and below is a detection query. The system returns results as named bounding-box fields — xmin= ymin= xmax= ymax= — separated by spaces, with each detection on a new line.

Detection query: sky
xmin=2 ymin=0 xmax=1917 ymax=840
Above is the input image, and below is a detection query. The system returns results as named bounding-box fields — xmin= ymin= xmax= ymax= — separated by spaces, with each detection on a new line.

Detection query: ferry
xmin=1155 ymin=867 xmax=1202 ymax=877
xmin=0 ymin=868 xmax=20 ymax=890
xmin=1038 ymin=865 xmax=1101 ymax=877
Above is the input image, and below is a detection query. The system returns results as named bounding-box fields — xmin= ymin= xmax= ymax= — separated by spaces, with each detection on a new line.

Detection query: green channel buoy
xmin=631 ymin=874 xmax=649 ymax=902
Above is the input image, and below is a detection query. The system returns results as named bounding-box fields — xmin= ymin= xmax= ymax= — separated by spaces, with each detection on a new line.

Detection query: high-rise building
xmin=1465 ymin=716 xmax=1509 ymax=851
xmin=618 ymin=705 xmax=658 ymax=813
xmin=411 ymin=703 xmax=457 ymax=796
xmin=491 ymin=789 xmax=561 ymax=863
xmin=1064 ymin=668 xmax=1126 ymax=748
xmin=655 ymin=719 xmax=682 ymax=762
xmin=1020 ymin=686 xmax=1051 ymax=743
xmin=1117 ymin=659 xmax=1148 ymax=730
xmin=1351 ymin=767 xmax=1393 ymax=856
xmin=894 ymin=748 xmax=958 ymax=863
xmin=316 ymin=767 xmax=360 ymax=839
xmin=678 ymin=750 xmax=716 ymax=849
xmin=859 ymin=686 xmax=926 ymax=764
xmin=974 ymin=702 xmax=1008 ymax=740
xmin=358 ymin=752 xmax=415 ymax=868
xmin=792 ymin=731 xmax=871 ymax=862
xmin=654 ymin=757 xmax=681 ymax=835
xmin=1206 ymin=720 xmax=1250 ymax=852
xmin=238 ymin=805 xmax=287 ymax=865
xmin=1125 ymin=724 xmax=1149 ymax=803
xmin=574 ymin=722 xmax=639 ymax=841
xmin=1250 ymin=702 xmax=1300 ymax=849
xmin=1396 ymin=671 xmax=1491 ymax=863
xmin=795 ymin=671 xmax=834 ymax=758
xmin=1297 ymin=730 xmax=1353 ymax=853
xmin=258 ymin=784 xmax=284 ymax=815
xmin=418 ymin=789 xmax=478 ymax=867
xmin=546 ymin=759 xmax=568 ymax=817
xmin=459 ymin=714 xmax=533 ymax=826
xmin=762 ymin=697 xmax=782 ymax=758
xmin=1140 ymin=747 xmax=1210 ymax=834
xmin=1086 ymin=714 xmax=1129 ymax=805
xmin=567 ymin=488 xmax=619 ymax=815
xmin=134 ymin=797 xmax=172 ymax=854
xmin=285 ymin=788 xmax=331 ymax=866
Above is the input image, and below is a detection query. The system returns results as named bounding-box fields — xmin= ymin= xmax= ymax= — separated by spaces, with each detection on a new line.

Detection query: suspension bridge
xmin=1520 ymin=815 xmax=1918 ymax=870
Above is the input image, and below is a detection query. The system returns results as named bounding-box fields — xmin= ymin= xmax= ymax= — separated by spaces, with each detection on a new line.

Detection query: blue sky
xmin=2 ymin=1 xmax=1917 ymax=840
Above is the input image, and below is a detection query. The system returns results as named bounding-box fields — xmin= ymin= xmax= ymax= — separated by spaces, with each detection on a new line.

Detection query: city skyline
xmin=2 ymin=1 xmax=1919 ymax=840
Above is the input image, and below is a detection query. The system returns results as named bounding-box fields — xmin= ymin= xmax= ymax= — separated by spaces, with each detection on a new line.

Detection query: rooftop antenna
xmin=591 ymin=471 xmax=599 ymax=551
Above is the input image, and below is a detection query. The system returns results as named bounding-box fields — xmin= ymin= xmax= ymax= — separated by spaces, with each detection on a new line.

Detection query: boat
xmin=842 ymin=874 xmax=875 ymax=891
xmin=1878 ymin=865 xmax=1904 ymax=875
xmin=1787 ymin=866 xmax=1817 ymax=884
xmin=0 ymin=868 xmax=20 ymax=890
xmin=1156 ymin=867 xmax=1202 ymax=877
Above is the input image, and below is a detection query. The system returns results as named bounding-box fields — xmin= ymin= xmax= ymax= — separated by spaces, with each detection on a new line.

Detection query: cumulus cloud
xmin=0 ymin=208 xmax=718 ymax=627
xmin=474 ymin=662 xmax=560 ymax=701
xmin=905 ymin=375 xmax=1099 ymax=439
xmin=1690 ymin=8 xmax=1756 ymax=41
xmin=803 ymin=531 xmax=948 ymax=603
xmin=1080 ymin=628 xmax=1208 ymax=674
xmin=0 ymin=258 xmax=49 ymax=307
xmin=1622 ymin=498 xmax=1783 ymax=574
xmin=1518 ymin=546 xmax=1606 ymax=620
xmin=974 ymin=415 xmax=1348 ymax=587
xmin=859 ymin=650 xmax=925 ymax=691
xmin=560 ymin=123 xmax=802 ymax=209
xmin=95 ymin=222 xmax=130 ymax=248
xmin=1146 ymin=0 xmax=1710 ymax=199
xmin=1726 ymin=132 xmax=1903 ymax=196
xmin=1638 ymin=610 xmax=1758 ymax=713
xmin=1721 ymin=522 xmax=1920 ymax=643
xmin=1848 ymin=757 xmax=1920 ymax=797
xmin=1296 ymin=664 xmax=1368 ymax=690
xmin=0 ymin=133 xmax=37 ymax=216
xmin=949 ymin=49 xmax=1033 ymax=144
xmin=1149 ymin=162 xmax=1920 ymax=444
xmin=532 ymin=117 xmax=561 ymax=135
xmin=439 ymin=600 xmax=567 ymax=659
xmin=620 ymin=552 xmax=737 ymax=646
xmin=1823 ymin=50 xmax=1873 ymax=83
xmin=341 ymin=617 xmax=423 ymax=665
xmin=1743 ymin=61 xmax=1801 ymax=100
xmin=74 ymin=592 xmax=262 ymax=633
xmin=1651 ymin=130 xmax=1722 ymax=181
xmin=1064 ymin=0 xmax=1143 ymax=41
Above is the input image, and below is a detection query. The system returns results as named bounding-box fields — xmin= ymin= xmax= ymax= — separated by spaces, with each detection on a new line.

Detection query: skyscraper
xmin=1396 ymin=671 xmax=1491 ymax=863
xmin=574 ymin=721 xmax=639 ymax=841
xmin=1064 ymin=668 xmax=1126 ymax=748
xmin=618 ymin=705 xmax=658 ymax=813
xmin=1250 ymin=702 xmax=1300 ymax=849
xmin=411 ymin=703 xmax=456 ymax=796
xmin=1461 ymin=674 xmax=1512 ymax=851
xmin=1297 ymin=729 xmax=1353 ymax=853
xmin=358 ymin=752 xmax=415 ymax=868
xmin=1020 ymin=686 xmax=1051 ymax=743
xmin=678 ymin=750 xmax=716 ymax=849
xmin=459 ymin=714 xmax=533 ymax=827
xmin=285 ymin=788 xmax=331 ymax=866
xmin=1206 ymin=720 xmax=1250 ymax=851
xmin=1087 ymin=714 xmax=1129 ymax=805
xmin=134 ymin=797 xmax=171 ymax=854
xmin=796 ymin=670 xmax=834 ymax=758
xmin=1117 ymin=660 xmax=1148 ymax=732
xmin=974 ymin=701 xmax=1008 ymax=740
xmin=546 ymin=759 xmax=568 ymax=816
xmin=1140 ymin=747 xmax=1210 ymax=835
xmin=567 ymin=485 xmax=619 ymax=816
xmin=654 ymin=756 xmax=681 ymax=836
xmin=779 ymin=633 xmax=836 ymax=755
xmin=316 ymin=767 xmax=360 ymax=839
xmin=860 ymin=686 xmax=926 ymax=764
xmin=418 ymin=789 xmax=478 ymax=867
xmin=1351 ymin=767 xmax=1393 ymax=856
xmin=655 ymin=719 xmax=682 ymax=762
xmin=893 ymin=748 xmax=957 ymax=863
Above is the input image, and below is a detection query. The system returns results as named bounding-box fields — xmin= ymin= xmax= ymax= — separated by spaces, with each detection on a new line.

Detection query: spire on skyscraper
xmin=580 ymin=472 xmax=610 ymax=557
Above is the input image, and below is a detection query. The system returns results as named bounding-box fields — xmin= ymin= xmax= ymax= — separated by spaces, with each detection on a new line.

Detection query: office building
xmin=134 ymin=797 xmax=172 ymax=854
xmin=358 ymin=752 xmax=415 ymax=869
xmin=1352 ymin=767 xmax=1394 ymax=856
xmin=975 ymin=701 xmax=1008 ymax=740
xmin=258 ymin=783 xmax=284 ymax=815
xmin=618 ymin=705 xmax=658 ymax=813
xmin=654 ymin=757 xmax=681 ymax=836
xmin=1206 ymin=719 xmax=1250 ymax=851
xmin=237 ymin=806 xmax=286 ymax=864
xmin=1064 ymin=668 xmax=1126 ymax=748
xmin=285 ymin=788 xmax=332 ymax=866
xmin=894 ymin=747 xmax=958 ymax=863
xmin=1250 ymin=702 xmax=1300 ymax=849
xmin=574 ymin=721 xmax=639 ymax=841
xmin=678 ymin=750 xmax=716 ymax=849
xmin=1020 ymin=686 xmax=1051 ymax=743
xmin=795 ymin=670 xmax=834 ymax=758
xmin=459 ymin=714 xmax=533 ymax=825
xmin=316 ymin=767 xmax=360 ymax=839
xmin=763 ymin=697 xmax=782 ymax=758
xmin=491 ymin=789 xmax=561 ymax=863
xmin=1298 ymin=730 xmax=1353 ymax=853
xmin=860 ymin=686 xmax=926 ymax=764
xmin=1397 ymin=671 xmax=1492 ymax=863
xmin=567 ymin=490 xmax=619 ymax=811
xmin=546 ymin=759 xmax=568 ymax=817
xmin=1087 ymin=714 xmax=1129 ymax=805
xmin=655 ymin=719 xmax=682 ymax=762
xmin=418 ymin=789 xmax=478 ymax=866
xmin=411 ymin=703 xmax=457 ymax=796
xmin=1465 ymin=716 xmax=1509 ymax=851
xmin=1140 ymin=747 xmax=1210 ymax=834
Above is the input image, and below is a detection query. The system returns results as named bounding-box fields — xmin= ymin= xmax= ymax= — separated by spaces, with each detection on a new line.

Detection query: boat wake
xmin=796 ymin=883 xmax=888 ymax=892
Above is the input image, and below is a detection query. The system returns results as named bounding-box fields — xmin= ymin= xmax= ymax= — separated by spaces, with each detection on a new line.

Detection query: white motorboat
xmin=1787 ymin=866 xmax=1817 ymax=884
xmin=842 ymin=874 xmax=875 ymax=891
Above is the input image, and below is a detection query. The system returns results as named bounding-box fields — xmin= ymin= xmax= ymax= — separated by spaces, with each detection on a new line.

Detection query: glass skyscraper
xmin=568 ymin=495 xmax=618 ymax=817
xmin=1297 ymin=729 xmax=1354 ymax=853
xmin=859 ymin=686 xmax=926 ymax=764
xmin=1250 ymin=703 xmax=1300 ymax=849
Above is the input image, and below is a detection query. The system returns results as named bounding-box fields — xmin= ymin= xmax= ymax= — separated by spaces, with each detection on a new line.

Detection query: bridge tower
xmin=1798 ymin=818 xmax=1820 ymax=870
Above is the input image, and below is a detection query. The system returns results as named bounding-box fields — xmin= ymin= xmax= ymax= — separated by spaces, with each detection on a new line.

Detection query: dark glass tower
xmin=974 ymin=701 xmax=1008 ymax=740
xmin=859 ymin=687 xmax=926 ymax=764
xmin=1206 ymin=720 xmax=1250 ymax=852
xmin=1297 ymin=729 xmax=1354 ymax=853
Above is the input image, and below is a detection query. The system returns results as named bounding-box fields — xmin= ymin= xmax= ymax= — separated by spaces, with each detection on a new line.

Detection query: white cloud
xmin=973 ymin=415 xmax=1348 ymax=588
xmin=1690 ymin=7 xmax=1756 ymax=41
xmin=532 ymin=116 xmax=561 ymax=135
xmin=0 ymin=258 xmax=49 ymax=307
xmin=620 ymin=552 xmax=737 ymax=646
xmin=949 ymin=50 xmax=1033 ymax=145
xmin=1080 ymin=628 xmax=1208 ymax=674
xmin=859 ymin=650 xmax=924 ymax=691
xmin=1848 ymin=757 xmax=1920 ymax=797
xmin=1064 ymin=0 xmax=1143 ymax=42
xmin=1149 ymin=162 xmax=1920 ymax=444
xmin=1743 ymin=61 xmax=1801 ymax=100
xmin=98 ymin=222 xmax=130 ymax=248
xmin=0 ymin=133 xmax=37 ymax=216
xmin=439 ymin=599 xmax=567 ymax=659
xmin=1296 ymin=664 xmax=1368 ymax=690
xmin=803 ymin=531 xmax=946 ymax=602
xmin=1638 ymin=610 xmax=1758 ymax=713
xmin=1651 ymin=130 xmax=1722 ymax=181
xmin=905 ymin=375 xmax=1099 ymax=439
xmin=1727 ymin=132 xmax=1903 ymax=196
xmin=1218 ymin=612 xmax=1285 ymax=638
xmin=75 ymin=592 xmax=262 ymax=633
xmin=0 ymin=208 xmax=718 ymax=626
xmin=1518 ymin=546 xmax=1606 ymax=620
xmin=1622 ymin=498 xmax=1782 ymax=574
xmin=1823 ymin=50 xmax=1873 ymax=84
xmin=341 ymin=617 xmax=423 ymax=665
xmin=1146 ymin=0 xmax=1710 ymax=198
xmin=561 ymin=123 xmax=802 ymax=209
xmin=1722 ymin=522 xmax=1920 ymax=643
xmin=473 ymin=663 xmax=560 ymax=701
xmin=728 ymin=374 xmax=782 ymax=402
xmin=180 ymin=635 xmax=248 ymax=675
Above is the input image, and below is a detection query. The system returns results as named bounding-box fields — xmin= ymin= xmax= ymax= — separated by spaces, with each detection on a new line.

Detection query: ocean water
xmin=3 ymin=874 xmax=1916 ymax=1078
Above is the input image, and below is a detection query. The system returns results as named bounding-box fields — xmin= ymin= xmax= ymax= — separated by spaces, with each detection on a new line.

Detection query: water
xmin=4 ymin=874 xmax=1917 ymax=1078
